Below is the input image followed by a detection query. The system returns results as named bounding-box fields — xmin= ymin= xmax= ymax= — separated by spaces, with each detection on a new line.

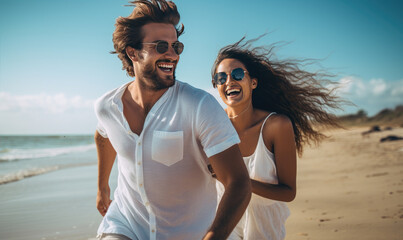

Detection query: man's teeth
xmin=158 ymin=64 xmax=173 ymax=69
xmin=226 ymin=89 xmax=240 ymax=95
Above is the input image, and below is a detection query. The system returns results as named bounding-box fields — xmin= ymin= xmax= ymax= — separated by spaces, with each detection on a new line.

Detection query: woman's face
xmin=214 ymin=58 xmax=257 ymax=107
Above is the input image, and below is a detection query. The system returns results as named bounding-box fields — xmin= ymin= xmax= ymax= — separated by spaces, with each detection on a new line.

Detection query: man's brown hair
xmin=112 ymin=0 xmax=184 ymax=77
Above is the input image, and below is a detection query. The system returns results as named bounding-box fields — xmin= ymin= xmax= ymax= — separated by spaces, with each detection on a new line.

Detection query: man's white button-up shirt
xmin=95 ymin=81 xmax=240 ymax=240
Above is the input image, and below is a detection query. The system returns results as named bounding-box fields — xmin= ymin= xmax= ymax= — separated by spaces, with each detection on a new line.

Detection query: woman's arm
xmin=252 ymin=115 xmax=297 ymax=202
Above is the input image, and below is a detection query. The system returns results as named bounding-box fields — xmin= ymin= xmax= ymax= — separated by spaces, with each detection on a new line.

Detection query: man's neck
xmin=126 ymin=80 xmax=170 ymax=114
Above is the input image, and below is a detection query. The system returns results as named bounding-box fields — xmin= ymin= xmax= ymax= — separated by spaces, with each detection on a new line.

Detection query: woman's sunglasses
xmin=141 ymin=41 xmax=184 ymax=55
xmin=213 ymin=68 xmax=248 ymax=85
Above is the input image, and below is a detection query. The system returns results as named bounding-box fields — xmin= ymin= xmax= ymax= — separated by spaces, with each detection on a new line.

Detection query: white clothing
xmin=218 ymin=113 xmax=290 ymax=240
xmin=97 ymin=233 xmax=131 ymax=240
xmin=95 ymin=81 xmax=240 ymax=240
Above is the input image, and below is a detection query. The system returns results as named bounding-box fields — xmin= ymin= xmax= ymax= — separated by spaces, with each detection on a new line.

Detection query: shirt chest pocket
xmin=151 ymin=131 xmax=184 ymax=166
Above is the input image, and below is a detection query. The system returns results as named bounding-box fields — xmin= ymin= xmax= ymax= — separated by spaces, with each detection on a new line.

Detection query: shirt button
xmin=152 ymin=229 xmax=155 ymax=233
xmin=139 ymin=183 xmax=143 ymax=187
xmin=145 ymin=202 xmax=149 ymax=206
xmin=137 ymin=161 xmax=141 ymax=165
xmin=138 ymin=141 xmax=141 ymax=145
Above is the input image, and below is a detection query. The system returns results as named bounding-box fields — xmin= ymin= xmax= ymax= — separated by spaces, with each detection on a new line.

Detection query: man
xmin=94 ymin=1 xmax=251 ymax=239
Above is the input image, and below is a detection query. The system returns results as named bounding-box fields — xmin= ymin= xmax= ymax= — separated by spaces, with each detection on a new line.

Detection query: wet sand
xmin=0 ymin=163 xmax=118 ymax=240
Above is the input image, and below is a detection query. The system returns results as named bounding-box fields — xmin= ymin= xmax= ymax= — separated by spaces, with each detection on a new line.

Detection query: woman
xmin=212 ymin=37 xmax=342 ymax=240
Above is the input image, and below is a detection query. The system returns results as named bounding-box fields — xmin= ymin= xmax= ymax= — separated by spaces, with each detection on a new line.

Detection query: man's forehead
xmin=141 ymin=22 xmax=178 ymax=42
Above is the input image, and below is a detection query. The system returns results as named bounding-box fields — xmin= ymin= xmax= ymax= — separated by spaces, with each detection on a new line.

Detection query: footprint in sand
xmin=366 ymin=172 xmax=389 ymax=177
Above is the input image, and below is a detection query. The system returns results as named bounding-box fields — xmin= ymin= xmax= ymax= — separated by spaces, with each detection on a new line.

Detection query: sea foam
xmin=0 ymin=144 xmax=95 ymax=161
xmin=0 ymin=162 xmax=96 ymax=185
xmin=0 ymin=166 xmax=60 ymax=184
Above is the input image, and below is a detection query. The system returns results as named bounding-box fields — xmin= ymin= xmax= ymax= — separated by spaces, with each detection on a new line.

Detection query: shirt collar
xmin=111 ymin=80 xmax=177 ymax=115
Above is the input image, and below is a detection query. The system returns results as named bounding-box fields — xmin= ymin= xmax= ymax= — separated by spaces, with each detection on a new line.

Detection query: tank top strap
xmin=260 ymin=112 xmax=277 ymax=135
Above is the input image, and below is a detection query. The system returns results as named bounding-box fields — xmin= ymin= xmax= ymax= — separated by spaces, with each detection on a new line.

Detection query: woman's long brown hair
xmin=212 ymin=36 xmax=345 ymax=156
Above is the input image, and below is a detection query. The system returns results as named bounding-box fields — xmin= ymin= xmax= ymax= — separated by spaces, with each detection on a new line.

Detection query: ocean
xmin=0 ymin=135 xmax=97 ymax=185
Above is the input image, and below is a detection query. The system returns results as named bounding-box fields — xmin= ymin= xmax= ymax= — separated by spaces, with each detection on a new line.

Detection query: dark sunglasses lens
xmin=231 ymin=68 xmax=245 ymax=80
xmin=214 ymin=72 xmax=228 ymax=85
xmin=173 ymin=42 xmax=184 ymax=55
xmin=156 ymin=41 xmax=169 ymax=54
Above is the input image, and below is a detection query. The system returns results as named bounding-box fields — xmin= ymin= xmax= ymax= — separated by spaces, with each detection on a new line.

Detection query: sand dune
xmin=285 ymin=127 xmax=403 ymax=240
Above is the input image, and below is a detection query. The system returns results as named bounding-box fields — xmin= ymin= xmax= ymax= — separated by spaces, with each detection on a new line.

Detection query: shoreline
xmin=0 ymin=162 xmax=97 ymax=185
xmin=0 ymin=164 xmax=118 ymax=240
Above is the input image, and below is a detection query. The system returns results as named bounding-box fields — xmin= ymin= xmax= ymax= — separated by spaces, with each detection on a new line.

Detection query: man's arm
xmin=203 ymin=145 xmax=251 ymax=240
xmin=95 ymin=130 xmax=117 ymax=216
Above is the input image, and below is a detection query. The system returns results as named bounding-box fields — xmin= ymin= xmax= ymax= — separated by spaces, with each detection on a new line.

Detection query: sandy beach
xmin=285 ymin=126 xmax=403 ymax=240
xmin=1 ymin=127 xmax=402 ymax=239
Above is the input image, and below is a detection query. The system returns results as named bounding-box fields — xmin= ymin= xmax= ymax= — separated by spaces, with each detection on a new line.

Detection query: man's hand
xmin=96 ymin=186 xmax=112 ymax=216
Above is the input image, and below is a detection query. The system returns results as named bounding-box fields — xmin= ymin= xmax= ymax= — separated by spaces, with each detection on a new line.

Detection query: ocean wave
xmin=0 ymin=162 xmax=95 ymax=185
xmin=0 ymin=144 xmax=96 ymax=161
xmin=0 ymin=166 xmax=60 ymax=184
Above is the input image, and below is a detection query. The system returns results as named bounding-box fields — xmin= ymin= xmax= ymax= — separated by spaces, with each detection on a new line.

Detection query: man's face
xmin=134 ymin=22 xmax=180 ymax=91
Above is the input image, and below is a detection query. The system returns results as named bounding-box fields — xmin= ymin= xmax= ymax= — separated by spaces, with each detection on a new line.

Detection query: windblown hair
xmin=211 ymin=36 xmax=344 ymax=156
xmin=112 ymin=0 xmax=184 ymax=77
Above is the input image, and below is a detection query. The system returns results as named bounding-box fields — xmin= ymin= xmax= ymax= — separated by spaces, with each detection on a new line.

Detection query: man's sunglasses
xmin=141 ymin=41 xmax=184 ymax=55
xmin=213 ymin=68 xmax=248 ymax=85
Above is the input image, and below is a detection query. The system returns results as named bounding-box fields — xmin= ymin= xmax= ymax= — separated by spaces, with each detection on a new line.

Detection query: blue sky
xmin=0 ymin=0 xmax=402 ymax=135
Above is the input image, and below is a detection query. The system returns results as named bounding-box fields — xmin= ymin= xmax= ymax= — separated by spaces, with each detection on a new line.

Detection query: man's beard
xmin=141 ymin=62 xmax=176 ymax=91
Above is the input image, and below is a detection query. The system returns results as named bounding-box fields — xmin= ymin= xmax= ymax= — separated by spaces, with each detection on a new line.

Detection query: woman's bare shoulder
xmin=262 ymin=113 xmax=293 ymax=136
